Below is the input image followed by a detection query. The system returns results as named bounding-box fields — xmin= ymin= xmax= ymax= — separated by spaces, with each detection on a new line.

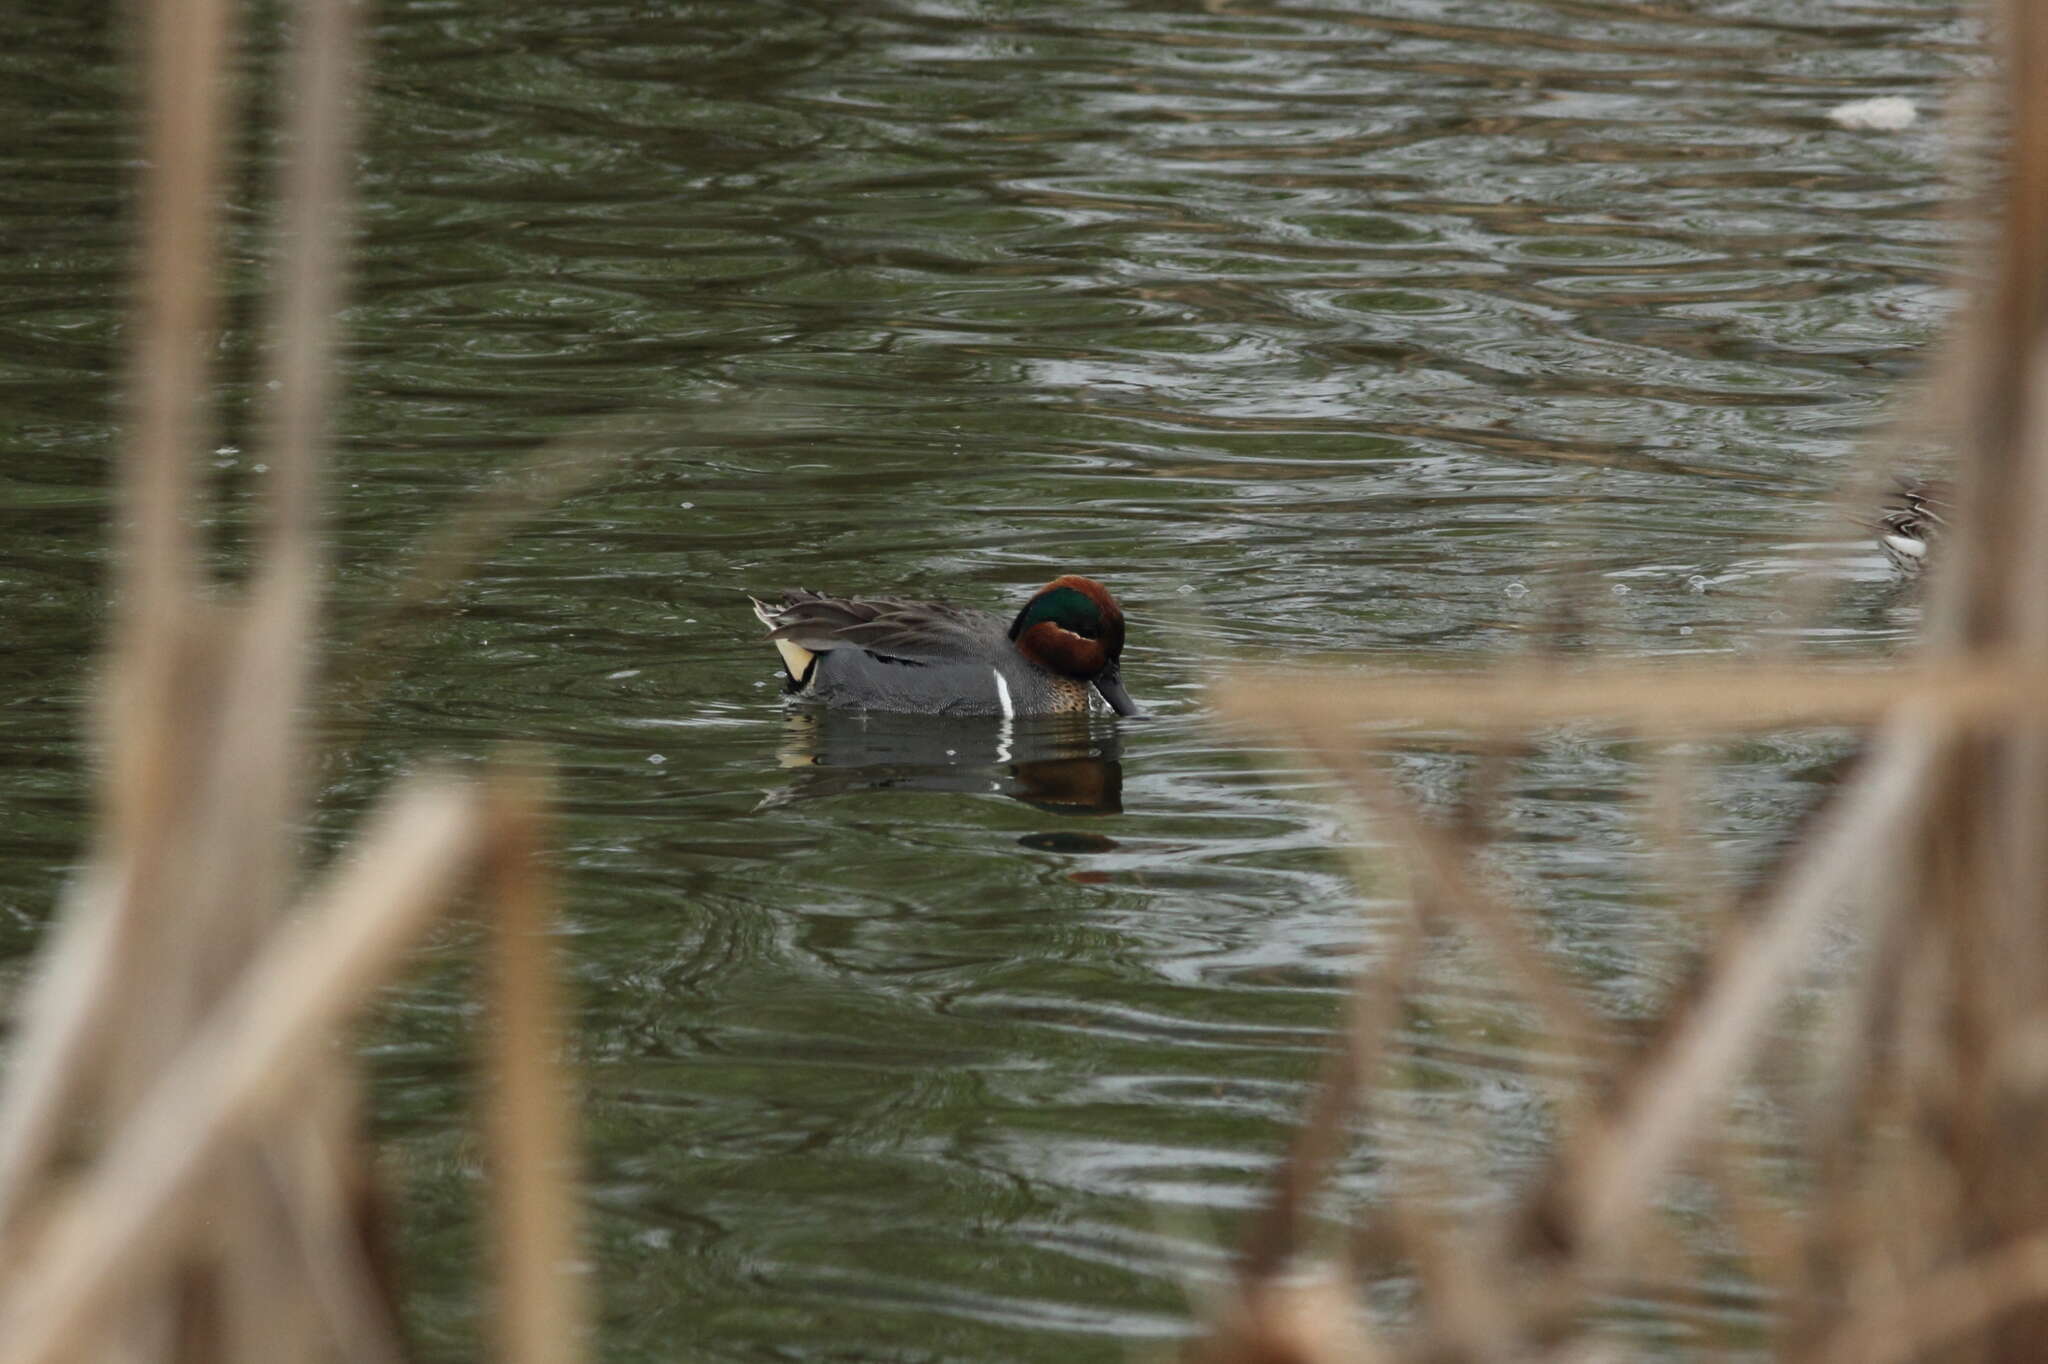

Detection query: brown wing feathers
xmin=751 ymin=590 xmax=991 ymax=671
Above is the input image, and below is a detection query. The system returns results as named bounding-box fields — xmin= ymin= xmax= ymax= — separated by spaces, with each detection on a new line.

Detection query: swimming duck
xmin=750 ymin=575 xmax=1138 ymax=717
xmin=1877 ymin=477 xmax=1949 ymax=576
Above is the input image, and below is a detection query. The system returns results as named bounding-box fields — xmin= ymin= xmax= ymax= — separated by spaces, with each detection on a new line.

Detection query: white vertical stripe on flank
xmin=992 ymin=669 xmax=1015 ymax=718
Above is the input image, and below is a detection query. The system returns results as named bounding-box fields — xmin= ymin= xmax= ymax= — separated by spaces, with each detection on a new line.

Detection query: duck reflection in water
xmin=761 ymin=710 xmax=1124 ymax=816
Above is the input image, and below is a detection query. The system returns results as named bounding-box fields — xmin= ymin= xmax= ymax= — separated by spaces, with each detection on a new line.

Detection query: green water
xmin=0 ymin=0 xmax=1962 ymax=1358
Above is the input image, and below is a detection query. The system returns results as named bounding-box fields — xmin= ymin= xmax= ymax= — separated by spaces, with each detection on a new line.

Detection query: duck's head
xmin=1007 ymin=575 xmax=1138 ymax=717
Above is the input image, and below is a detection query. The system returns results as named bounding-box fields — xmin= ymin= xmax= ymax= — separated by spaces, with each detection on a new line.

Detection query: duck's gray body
xmin=751 ymin=590 xmax=1097 ymax=716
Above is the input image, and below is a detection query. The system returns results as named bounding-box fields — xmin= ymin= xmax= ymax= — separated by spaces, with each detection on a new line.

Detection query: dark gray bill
xmin=1094 ymin=668 xmax=1139 ymax=717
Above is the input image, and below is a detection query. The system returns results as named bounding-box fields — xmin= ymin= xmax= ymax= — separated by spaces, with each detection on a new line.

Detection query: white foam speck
xmin=1829 ymin=96 xmax=1915 ymax=131
xmin=647 ymin=753 xmax=665 ymax=765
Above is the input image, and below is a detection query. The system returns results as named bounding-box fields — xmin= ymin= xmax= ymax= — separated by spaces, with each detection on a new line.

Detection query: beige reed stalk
xmin=0 ymin=0 xmax=590 ymax=1360
xmin=1196 ymin=3 xmax=2048 ymax=1359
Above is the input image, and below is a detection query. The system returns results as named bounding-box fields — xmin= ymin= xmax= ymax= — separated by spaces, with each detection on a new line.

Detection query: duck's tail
xmin=749 ymin=593 xmax=816 ymax=685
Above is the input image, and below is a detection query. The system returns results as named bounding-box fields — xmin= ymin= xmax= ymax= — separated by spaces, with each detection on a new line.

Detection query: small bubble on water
xmin=1687 ymin=575 xmax=1709 ymax=594
xmin=680 ymin=501 xmax=694 ymax=509
xmin=752 ymin=679 xmax=765 ymax=688
xmin=945 ymin=748 xmax=957 ymax=757
xmin=1177 ymin=584 xmax=1195 ymax=596
xmin=647 ymin=753 xmax=666 ymax=765
xmin=214 ymin=444 xmax=238 ymax=456
xmin=1679 ymin=625 xmax=1694 ymax=636
xmin=1504 ymin=579 xmax=1528 ymax=599
xmin=251 ymin=463 xmax=269 ymax=474
xmin=1611 ymin=583 xmax=1630 ymax=596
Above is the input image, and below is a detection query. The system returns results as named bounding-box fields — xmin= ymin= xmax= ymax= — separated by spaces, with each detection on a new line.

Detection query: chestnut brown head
xmin=1007 ymin=575 xmax=1137 ymax=716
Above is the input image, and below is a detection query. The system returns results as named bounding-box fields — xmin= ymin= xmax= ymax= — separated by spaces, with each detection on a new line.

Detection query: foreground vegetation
xmin=4 ymin=1 xmax=2048 ymax=1362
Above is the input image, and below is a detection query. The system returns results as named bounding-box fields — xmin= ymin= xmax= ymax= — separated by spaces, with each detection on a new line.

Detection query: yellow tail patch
xmin=772 ymin=638 xmax=815 ymax=683
xmin=751 ymin=596 xmax=815 ymax=683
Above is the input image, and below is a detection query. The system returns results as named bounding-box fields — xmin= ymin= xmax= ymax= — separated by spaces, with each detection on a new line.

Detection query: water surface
xmin=0 ymin=0 xmax=1968 ymax=1358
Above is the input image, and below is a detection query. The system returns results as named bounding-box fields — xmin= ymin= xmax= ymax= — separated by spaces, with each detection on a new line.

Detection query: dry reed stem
xmin=1237 ymin=732 xmax=1614 ymax=1349
xmin=104 ymin=0 xmax=232 ymax=990
xmin=485 ymin=764 xmax=589 ymax=1364
xmin=120 ymin=0 xmax=227 ymax=647
xmin=257 ymin=0 xmax=359 ymax=568
xmin=1936 ymin=7 xmax=2048 ymax=653
xmin=216 ymin=0 xmax=367 ymax=929
xmin=1203 ymin=700 xmax=1937 ymax=1357
xmin=1690 ymin=1130 xmax=1800 ymax=1320
xmin=0 ymin=0 xmax=237 ymax=1243
xmin=1191 ymin=6 xmax=2048 ymax=1362
xmin=1382 ymin=1178 xmax=1517 ymax=1359
xmin=1546 ymin=715 xmax=1934 ymax=1270
xmin=1215 ymin=661 xmax=2041 ymax=738
xmin=1290 ymin=732 xmax=1606 ymax=1064
xmin=0 ymin=0 xmax=594 ymax=1358
xmin=1877 ymin=11 xmax=2048 ymax=1359
xmin=0 ymin=867 xmax=130 ymax=1227
xmin=1183 ymin=1268 xmax=1390 ymax=1364
xmin=259 ymin=1086 xmax=408 ymax=1364
xmin=0 ymin=777 xmax=485 ymax=1364
xmin=1237 ymin=914 xmax=1422 ymax=1288
xmin=1814 ymin=1229 xmax=2048 ymax=1364
xmin=109 ymin=0 xmax=374 ymax=1349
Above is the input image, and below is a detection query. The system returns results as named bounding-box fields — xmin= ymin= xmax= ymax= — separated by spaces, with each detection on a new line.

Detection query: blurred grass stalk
xmin=0 ymin=0 xmax=586 ymax=1361
xmin=1201 ymin=5 xmax=2048 ymax=1362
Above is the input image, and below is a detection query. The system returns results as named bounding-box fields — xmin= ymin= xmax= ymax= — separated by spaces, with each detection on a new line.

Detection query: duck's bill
xmin=1094 ymin=669 xmax=1140 ymax=717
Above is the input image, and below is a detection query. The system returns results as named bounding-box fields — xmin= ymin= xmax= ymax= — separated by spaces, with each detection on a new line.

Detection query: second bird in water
xmin=1878 ymin=477 xmax=1948 ymax=576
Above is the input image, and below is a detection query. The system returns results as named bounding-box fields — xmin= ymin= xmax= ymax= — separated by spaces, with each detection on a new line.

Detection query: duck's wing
xmin=1880 ymin=477 xmax=1952 ymax=534
xmin=753 ymin=590 xmax=1000 ymax=664
xmin=1911 ymin=479 xmax=1951 ymax=530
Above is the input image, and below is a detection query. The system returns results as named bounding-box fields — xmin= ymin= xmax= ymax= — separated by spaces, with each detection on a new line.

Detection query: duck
xmin=1877 ymin=477 xmax=1949 ymax=576
xmin=750 ymin=575 xmax=1138 ymax=717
